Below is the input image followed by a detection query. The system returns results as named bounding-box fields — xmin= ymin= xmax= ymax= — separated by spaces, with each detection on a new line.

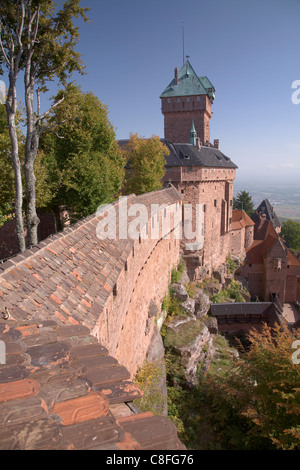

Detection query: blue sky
xmin=2 ymin=0 xmax=300 ymax=185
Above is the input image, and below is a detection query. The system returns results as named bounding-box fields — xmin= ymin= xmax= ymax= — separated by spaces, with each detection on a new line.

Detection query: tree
xmin=204 ymin=324 xmax=300 ymax=450
xmin=0 ymin=0 xmax=89 ymax=250
xmin=0 ymin=105 xmax=16 ymax=225
xmin=39 ymin=83 xmax=125 ymax=222
xmin=122 ymin=133 xmax=169 ymax=196
xmin=233 ymin=190 xmax=254 ymax=216
xmin=281 ymin=220 xmax=300 ymax=252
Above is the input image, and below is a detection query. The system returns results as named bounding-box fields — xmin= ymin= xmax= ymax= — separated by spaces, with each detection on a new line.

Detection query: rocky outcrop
xmin=164 ymin=315 xmax=215 ymax=385
xmin=163 ymin=277 xmax=218 ymax=385
xmin=194 ymin=290 xmax=210 ymax=319
xmin=171 ymin=283 xmax=189 ymax=302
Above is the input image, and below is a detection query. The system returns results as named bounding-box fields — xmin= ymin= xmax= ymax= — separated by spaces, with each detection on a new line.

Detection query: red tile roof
xmin=0 ymin=187 xmax=185 ymax=450
xmin=0 ymin=187 xmax=181 ymax=327
xmin=0 ymin=319 xmax=185 ymax=450
xmin=231 ymin=209 xmax=255 ymax=231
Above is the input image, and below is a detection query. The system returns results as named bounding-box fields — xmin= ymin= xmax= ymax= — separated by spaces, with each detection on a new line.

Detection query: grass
xmin=164 ymin=317 xmax=205 ymax=350
xmin=134 ymin=360 xmax=166 ymax=415
xmin=210 ymin=280 xmax=248 ymax=303
xmin=171 ymin=258 xmax=186 ymax=283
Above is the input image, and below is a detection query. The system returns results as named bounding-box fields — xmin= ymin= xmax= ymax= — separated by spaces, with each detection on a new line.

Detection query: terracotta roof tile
xmin=0 ymin=396 xmax=49 ymax=426
xmin=97 ymin=381 xmax=143 ymax=404
xmin=51 ymin=391 xmax=109 ymax=426
xmin=59 ymin=415 xmax=125 ymax=450
xmin=117 ymin=413 xmax=186 ymax=450
xmin=0 ymin=320 xmax=184 ymax=449
xmin=0 ymin=364 xmax=29 ymax=383
xmin=0 ymin=188 xmax=185 ymax=450
xmin=231 ymin=209 xmax=255 ymax=231
xmin=0 ymin=378 xmax=40 ymax=402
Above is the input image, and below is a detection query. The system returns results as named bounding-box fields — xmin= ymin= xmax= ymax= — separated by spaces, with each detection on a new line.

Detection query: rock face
xmin=171 ymin=283 xmax=189 ymax=302
xmin=181 ymin=298 xmax=195 ymax=316
xmin=164 ymin=315 xmax=215 ymax=385
xmin=194 ymin=290 xmax=210 ymax=319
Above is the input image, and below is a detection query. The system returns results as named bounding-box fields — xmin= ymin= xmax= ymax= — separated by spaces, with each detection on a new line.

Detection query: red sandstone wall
xmin=230 ymin=229 xmax=244 ymax=257
xmin=163 ymin=161 xmax=237 ymax=277
xmin=245 ymin=226 xmax=254 ymax=249
xmin=161 ymin=95 xmax=212 ymax=144
xmin=94 ymin=203 xmax=181 ymax=377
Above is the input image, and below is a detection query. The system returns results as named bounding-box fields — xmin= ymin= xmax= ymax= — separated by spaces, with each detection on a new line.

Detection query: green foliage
xmin=171 ymin=258 xmax=185 ymax=283
xmin=0 ymin=106 xmax=15 ymax=224
xmin=226 ymin=253 xmax=238 ymax=274
xmin=39 ymin=83 xmax=124 ymax=220
xmin=202 ymin=324 xmax=300 ymax=450
xmin=0 ymin=0 xmax=89 ymax=88
xmin=122 ymin=133 xmax=169 ymax=196
xmin=184 ymin=282 xmax=197 ymax=298
xmin=134 ymin=360 xmax=166 ymax=416
xmin=281 ymin=219 xmax=300 ymax=251
xmin=233 ymin=190 xmax=254 ymax=216
xmin=160 ymin=294 xmax=185 ymax=340
xmin=164 ymin=317 xmax=205 ymax=350
xmin=211 ymin=280 xmax=247 ymax=303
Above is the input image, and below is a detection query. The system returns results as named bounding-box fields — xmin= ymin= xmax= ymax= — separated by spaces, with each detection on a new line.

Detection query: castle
xmin=0 ymin=59 xmax=299 ymax=450
xmin=159 ymin=60 xmax=249 ymax=278
xmin=159 ymin=60 xmax=300 ymax=310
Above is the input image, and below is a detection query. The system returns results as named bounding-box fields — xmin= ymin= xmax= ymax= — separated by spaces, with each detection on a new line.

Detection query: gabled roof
xmin=160 ymin=60 xmax=215 ymax=99
xmin=162 ymin=140 xmax=238 ymax=169
xmin=252 ymin=199 xmax=281 ymax=229
xmin=244 ymin=219 xmax=300 ymax=268
xmin=210 ymin=302 xmax=284 ymax=326
xmin=231 ymin=209 xmax=255 ymax=231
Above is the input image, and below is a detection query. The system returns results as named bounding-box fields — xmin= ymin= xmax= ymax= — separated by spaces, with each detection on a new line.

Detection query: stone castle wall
xmin=94 ymin=201 xmax=181 ymax=376
xmin=161 ymin=94 xmax=212 ymax=144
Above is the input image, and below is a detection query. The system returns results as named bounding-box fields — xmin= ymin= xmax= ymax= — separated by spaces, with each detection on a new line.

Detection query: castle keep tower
xmin=160 ymin=60 xmax=215 ymax=145
xmin=160 ymin=60 xmax=238 ymax=279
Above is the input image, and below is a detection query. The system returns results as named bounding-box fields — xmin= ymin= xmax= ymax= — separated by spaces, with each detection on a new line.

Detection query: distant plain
xmin=233 ymin=181 xmax=300 ymax=222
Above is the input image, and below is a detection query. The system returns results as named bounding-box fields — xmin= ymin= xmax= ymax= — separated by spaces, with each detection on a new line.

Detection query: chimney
xmin=213 ymin=139 xmax=219 ymax=149
xmin=174 ymin=67 xmax=178 ymax=85
xmin=196 ymin=137 xmax=201 ymax=150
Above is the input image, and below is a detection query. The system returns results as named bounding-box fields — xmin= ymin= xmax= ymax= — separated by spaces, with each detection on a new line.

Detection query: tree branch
xmin=0 ymin=34 xmax=10 ymax=65
xmin=39 ymin=123 xmax=66 ymax=139
xmin=39 ymin=96 xmax=65 ymax=121
xmin=17 ymin=0 xmax=25 ymax=51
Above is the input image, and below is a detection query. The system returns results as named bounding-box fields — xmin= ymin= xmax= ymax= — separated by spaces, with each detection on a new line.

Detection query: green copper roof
xmin=189 ymin=121 xmax=197 ymax=145
xmin=160 ymin=60 xmax=215 ymax=99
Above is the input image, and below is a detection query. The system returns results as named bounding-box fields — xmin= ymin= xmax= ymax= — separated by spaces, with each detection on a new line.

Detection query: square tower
xmin=160 ymin=61 xmax=215 ymax=145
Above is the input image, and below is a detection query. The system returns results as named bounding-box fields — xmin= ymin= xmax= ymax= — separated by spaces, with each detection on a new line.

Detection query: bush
xmin=171 ymin=258 xmax=185 ymax=283
xmin=134 ymin=360 xmax=166 ymax=415
xmin=226 ymin=254 xmax=238 ymax=274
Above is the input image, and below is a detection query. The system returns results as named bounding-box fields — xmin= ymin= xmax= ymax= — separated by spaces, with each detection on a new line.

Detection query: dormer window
xmin=184 ymin=155 xmax=190 ymax=160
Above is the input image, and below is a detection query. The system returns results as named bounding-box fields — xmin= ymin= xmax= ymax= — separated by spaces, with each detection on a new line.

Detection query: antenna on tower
xmin=182 ymin=21 xmax=185 ymax=66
